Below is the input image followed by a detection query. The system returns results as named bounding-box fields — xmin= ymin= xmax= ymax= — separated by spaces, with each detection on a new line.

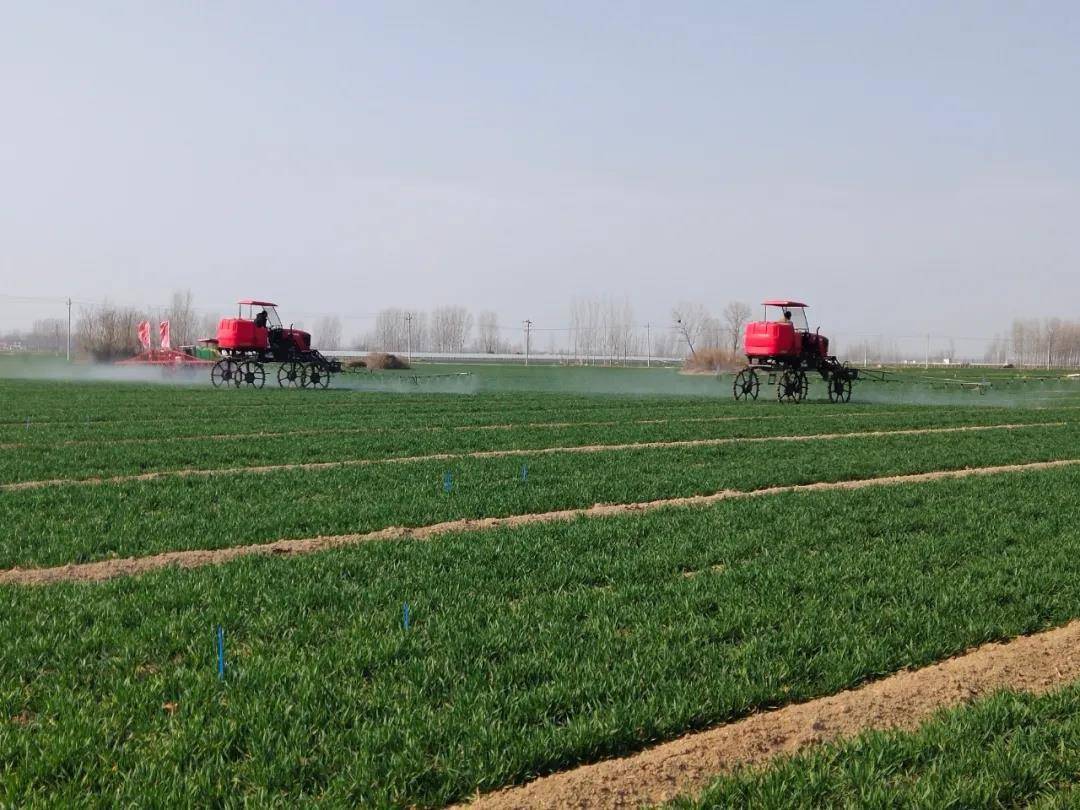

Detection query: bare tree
xmin=430 ymin=306 xmax=474 ymax=353
xmin=671 ymin=301 xmax=711 ymax=356
xmin=721 ymin=301 xmax=752 ymax=353
xmin=197 ymin=311 xmax=221 ymax=340
xmin=315 ymin=315 xmax=343 ymax=349
xmin=76 ymin=302 xmax=146 ymax=361
xmin=372 ymin=308 xmax=407 ymax=351
xmin=569 ymin=298 xmax=603 ymax=363
xmin=602 ymin=297 xmax=636 ymax=363
xmin=476 ymin=310 xmax=501 ymax=353
xmin=165 ymin=289 xmax=198 ymax=347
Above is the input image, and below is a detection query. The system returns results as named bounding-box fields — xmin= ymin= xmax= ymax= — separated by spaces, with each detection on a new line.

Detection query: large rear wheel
xmin=211 ymin=359 xmax=239 ymax=388
xmin=237 ymin=361 xmax=265 ymax=389
xmin=277 ymin=361 xmax=302 ymax=388
xmin=777 ymin=369 xmax=807 ymax=403
xmin=732 ymin=368 xmax=760 ymax=401
xmin=828 ymin=372 xmax=853 ymax=403
xmin=301 ymin=364 xmax=331 ymax=389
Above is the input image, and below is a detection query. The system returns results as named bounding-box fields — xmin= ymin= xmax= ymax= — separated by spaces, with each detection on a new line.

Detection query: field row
xmin=679 ymin=684 xmax=1080 ymax=807
xmin=2 ymin=423 xmax=1077 ymax=569
xmin=2 ymin=466 xmax=1079 ymax=806
xmin=0 ymin=411 xmax=1066 ymax=485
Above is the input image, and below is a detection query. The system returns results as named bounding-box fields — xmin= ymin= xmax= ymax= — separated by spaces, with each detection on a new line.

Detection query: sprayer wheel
xmin=732 ymin=368 xmax=760 ymax=401
xmin=777 ymin=369 xmax=807 ymax=403
xmin=277 ymin=361 xmax=302 ymax=388
xmin=828 ymin=373 xmax=853 ymax=403
xmin=239 ymin=361 xmax=265 ymax=388
xmin=211 ymin=359 xmax=240 ymax=388
xmin=301 ymin=364 xmax=331 ymax=390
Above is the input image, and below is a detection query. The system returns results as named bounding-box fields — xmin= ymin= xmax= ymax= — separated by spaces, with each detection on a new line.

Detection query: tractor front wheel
xmin=238 ymin=361 xmax=265 ymax=389
xmin=211 ymin=359 xmax=240 ymax=388
xmin=777 ymin=369 xmax=808 ymax=403
xmin=277 ymin=361 xmax=302 ymax=389
xmin=732 ymin=368 xmax=760 ymax=401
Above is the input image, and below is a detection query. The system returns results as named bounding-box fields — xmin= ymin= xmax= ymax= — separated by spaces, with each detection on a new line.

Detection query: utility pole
xmin=66 ymin=298 xmax=72 ymax=362
xmin=924 ymin=334 xmax=929 ymax=370
xmin=645 ymin=323 xmax=652 ymax=368
xmin=405 ymin=312 xmax=413 ymax=362
xmin=523 ymin=319 xmax=532 ymax=366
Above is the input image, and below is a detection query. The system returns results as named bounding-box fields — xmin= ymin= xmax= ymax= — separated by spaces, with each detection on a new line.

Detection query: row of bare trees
xmin=355 ymin=298 xmax=756 ymax=361
xmin=671 ymin=301 xmax=753 ymax=356
xmin=70 ymin=290 xmax=218 ymax=361
xmin=0 ymin=319 xmax=67 ymax=352
xmin=987 ymin=319 xmax=1080 ymax=368
xmin=359 ymin=306 xmax=488 ymax=354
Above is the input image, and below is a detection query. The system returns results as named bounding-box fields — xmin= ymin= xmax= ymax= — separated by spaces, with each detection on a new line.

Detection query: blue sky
xmin=2 ymin=1 xmax=1077 ymax=342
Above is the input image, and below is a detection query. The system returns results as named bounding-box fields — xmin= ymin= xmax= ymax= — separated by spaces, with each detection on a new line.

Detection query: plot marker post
xmin=216 ymin=625 xmax=226 ymax=680
xmin=403 ymin=603 xmax=410 ymax=631
xmin=521 ymin=464 xmax=528 ymax=483
xmin=443 ymin=471 xmax=452 ymax=493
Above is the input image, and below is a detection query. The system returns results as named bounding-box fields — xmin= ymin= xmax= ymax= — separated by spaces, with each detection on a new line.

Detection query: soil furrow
xmin=2 ymin=457 xmax=1076 ymax=586
xmin=458 ymin=620 xmax=1080 ymax=809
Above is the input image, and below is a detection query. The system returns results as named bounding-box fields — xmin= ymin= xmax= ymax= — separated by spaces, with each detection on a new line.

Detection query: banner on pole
xmin=159 ymin=320 xmax=171 ymax=350
xmin=137 ymin=320 xmax=151 ymax=350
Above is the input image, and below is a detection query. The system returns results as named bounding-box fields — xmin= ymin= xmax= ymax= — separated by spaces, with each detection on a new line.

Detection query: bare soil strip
xmin=2 ymin=457 xmax=1076 ymax=586
xmin=0 ymin=410 xmax=908 ymax=450
xmin=460 ymin=619 xmax=1080 ymax=810
xmin=0 ymin=422 xmax=1062 ymax=493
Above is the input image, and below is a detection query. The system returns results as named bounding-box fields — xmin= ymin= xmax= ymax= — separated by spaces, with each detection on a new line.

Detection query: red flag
xmin=137 ymin=320 xmax=151 ymax=350
xmin=159 ymin=320 xmax=171 ymax=350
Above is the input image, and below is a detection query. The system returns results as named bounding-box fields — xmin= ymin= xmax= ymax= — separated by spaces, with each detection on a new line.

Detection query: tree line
xmin=988 ymin=318 xmax=1080 ymax=368
xmin=3 ymin=292 xmax=761 ymax=363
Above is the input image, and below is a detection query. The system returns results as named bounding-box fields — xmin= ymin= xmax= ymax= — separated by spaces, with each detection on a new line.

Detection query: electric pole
xmin=645 ymin=323 xmax=652 ymax=368
xmin=405 ymin=312 xmax=413 ymax=362
xmin=523 ymin=320 xmax=532 ymax=366
xmin=925 ymin=334 xmax=929 ymax=370
xmin=66 ymin=298 xmax=72 ymax=362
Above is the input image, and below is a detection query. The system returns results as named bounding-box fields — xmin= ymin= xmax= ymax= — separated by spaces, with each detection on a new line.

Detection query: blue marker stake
xmin=216 ymin=625 xmax=225 ymax=680
xmin=403 ymin=602 xmax=410 ymax=630
xmin=521 ymin=464 xmax=528 ymax=482
xmin=25 ymin=416 xmax=30 ymax=431
xmin=443 ymin=471 xmax=452 ymax=493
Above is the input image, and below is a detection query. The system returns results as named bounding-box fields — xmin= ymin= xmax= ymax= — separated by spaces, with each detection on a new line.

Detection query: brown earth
xmin=459 ymin=619 xmax=1080 ymax=809
xmin=2 ymin=457 xmax=1076 ymax=586
xmin=0 ymin=422 xmax=1062 ymax=493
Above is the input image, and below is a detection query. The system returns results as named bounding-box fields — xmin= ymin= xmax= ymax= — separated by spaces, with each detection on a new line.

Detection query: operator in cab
xmin=778 ymin=310 xmax=793 ymax=325
xmin=254 ymin=310 xmax=268 ymax=329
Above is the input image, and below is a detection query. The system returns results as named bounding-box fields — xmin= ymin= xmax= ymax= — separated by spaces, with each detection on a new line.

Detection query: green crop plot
xmin=1 ymin=366 xmax=1079 ymax=807
xmin=2 ymin=468 xmax=1080 ymax=806
xmin=675 ymin=685 xmax=1080 ymax=808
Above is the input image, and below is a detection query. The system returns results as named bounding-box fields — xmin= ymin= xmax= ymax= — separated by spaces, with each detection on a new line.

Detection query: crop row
xmin=678 ymin=684 xmax=1080 ymax=807
xmin=1 ymin=408 xmax=1064 ymax=484
xmin=2 ymin=466 xmax=1080 ymax=806
xmin=1 ymin=422 xmax=1077 ymax=569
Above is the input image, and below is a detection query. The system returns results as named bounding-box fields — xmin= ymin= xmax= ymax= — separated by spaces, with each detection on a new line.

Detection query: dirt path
xmin=2 ymin=457 xmax=1076 ymax=586
xmin=1 ymin=422 xmax=1062 ymax=492
xmin=459 ymin=619 xmax=1080 ymax=809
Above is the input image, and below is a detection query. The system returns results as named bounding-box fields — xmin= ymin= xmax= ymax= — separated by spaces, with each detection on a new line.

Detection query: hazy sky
xmin=2 ymin=1 xmax=1078 ymax=344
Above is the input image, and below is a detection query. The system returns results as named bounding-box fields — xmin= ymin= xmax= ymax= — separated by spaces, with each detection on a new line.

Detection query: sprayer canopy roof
xmin=762 ymin=300 xmax=808 ymax=308
xmin=237 ymin=299 xmax=278 ymax=307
